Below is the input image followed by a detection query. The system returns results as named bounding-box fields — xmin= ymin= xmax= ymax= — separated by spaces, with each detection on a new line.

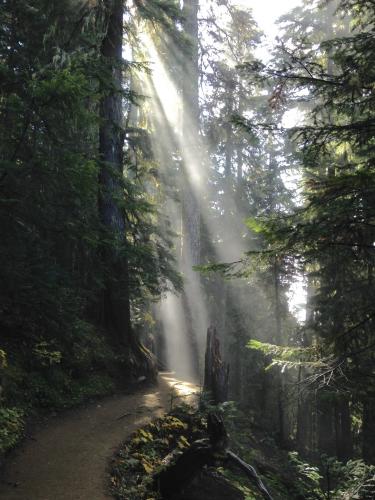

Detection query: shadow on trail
xmin=0 ymin=373 xmax=197 ymax=500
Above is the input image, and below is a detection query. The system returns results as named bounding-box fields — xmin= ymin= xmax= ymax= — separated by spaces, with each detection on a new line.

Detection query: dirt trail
xmin=0 ymin=372 xmax=197 ymax=500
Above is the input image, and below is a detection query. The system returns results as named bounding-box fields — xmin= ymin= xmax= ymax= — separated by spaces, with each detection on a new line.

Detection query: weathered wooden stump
xmin=203 ymin=326 xmax=229 ymax=403
xmin=153 ymin=328 xmax=272 ymax=500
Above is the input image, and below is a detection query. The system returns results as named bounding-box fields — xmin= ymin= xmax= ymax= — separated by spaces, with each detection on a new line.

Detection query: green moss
xmin=110 ymin=408 xmax=205 ymax=500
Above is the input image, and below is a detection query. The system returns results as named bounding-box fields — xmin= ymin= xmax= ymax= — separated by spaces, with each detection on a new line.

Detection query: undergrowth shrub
xmin=0 ymin=407 xmax=24 ymax=454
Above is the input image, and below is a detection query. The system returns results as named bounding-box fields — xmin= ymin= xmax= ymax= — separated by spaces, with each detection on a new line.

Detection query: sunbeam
xmin=137 ymin=28 xmax=260 ymax=380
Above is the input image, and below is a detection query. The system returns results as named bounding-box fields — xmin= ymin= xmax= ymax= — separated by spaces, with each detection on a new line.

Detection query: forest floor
xmin=0 ymin=372 xmax=198 ymax=500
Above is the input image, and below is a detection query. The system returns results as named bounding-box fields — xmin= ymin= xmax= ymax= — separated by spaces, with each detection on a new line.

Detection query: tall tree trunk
xmin=273 ymin=259 xmax=288 ymax=446
xmin=98 ymin=0 xmax=156 ymax=379
xmin=296 ymin=377 xmax=314 ymax=455
xmin=317 ymin=392 xmax=336 ymax=456
xmin=99 ymin=0 xmax=128 ymax=344
xmin=362 ymin=398 xmax=375 ymax=464
xmin=296 ymin=285 xmax=314 ymax=455
xmin=180 ymin=0 xmax=202 ymax=377
xmin=334 ymin=397 xmax=352 ymax=462
xmin=182 ymin=0 xmax=200 ymax=265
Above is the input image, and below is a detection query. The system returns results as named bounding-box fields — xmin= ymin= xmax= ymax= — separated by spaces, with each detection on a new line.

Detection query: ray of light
xmin=135 ymin=37 xmax=208 ymax=379
xmin=141 ymin=33 xmax=249 ymax=261
xmin=138 ymin=24 xmax=305 ymax=381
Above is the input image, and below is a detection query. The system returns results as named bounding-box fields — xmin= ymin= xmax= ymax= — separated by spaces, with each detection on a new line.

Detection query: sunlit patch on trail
xmin=161 ymin=372 xmax=200 ymax=406
xmin=141 ymin=391 xmax=163 ymax=409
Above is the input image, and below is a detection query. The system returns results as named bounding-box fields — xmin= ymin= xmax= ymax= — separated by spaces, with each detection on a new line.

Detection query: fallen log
xmin=153 ymin=412 xmax=273 ymax=500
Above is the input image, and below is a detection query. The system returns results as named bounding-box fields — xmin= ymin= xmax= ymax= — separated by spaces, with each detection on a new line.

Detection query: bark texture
xmin=98 ymin=0 xmax=156 ymax=379
xmin=180 ymin=0 xmax=202 ymax=378
xmin=362 ymin=398 xmax=375 ymax=464
xmin=335 ymin=397 xmax=352 ymax=462
xmin=204 ymin=326 xmax=229 ymax=404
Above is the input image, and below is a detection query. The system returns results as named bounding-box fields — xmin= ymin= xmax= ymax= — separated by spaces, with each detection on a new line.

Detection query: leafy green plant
xmin=33 ymin=341 xmax=62 ymax=367
xmin=288 ymin=451 xmax=323 ymax=499
xmin=0 ymin=407 xmax=24 ymax=454
xmin=322 ymin=458 xmax=375 ymax=500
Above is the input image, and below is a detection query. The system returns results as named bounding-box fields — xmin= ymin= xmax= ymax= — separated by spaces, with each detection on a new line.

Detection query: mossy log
xmin=153 ymin=413 xmax=273 ymax=500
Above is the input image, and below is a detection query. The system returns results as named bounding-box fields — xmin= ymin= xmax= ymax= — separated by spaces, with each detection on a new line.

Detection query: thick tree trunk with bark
xmin=98 ymin=0 xmax=156 ymax=379
xmin=317 ymin=391 xmax=336 ymax=457
xmin=181 ymin=0 xmax=200 ymax=257
xmin=272 ymin=259 xmax=289 ymax=446
xmin=296 ymin=280 xmax=315 ymax=455
xmin=180 ymin=0 xmax=202 ymax=378
xmin=99 ymin=0 xmax=128 ymax=341
xmin=362 ymin=398 xmax=375 ymax=464
xmin=334 ymin=397 xmax=352 ymax=462
xmin=296 ymin=367 xmax=314 ymax=456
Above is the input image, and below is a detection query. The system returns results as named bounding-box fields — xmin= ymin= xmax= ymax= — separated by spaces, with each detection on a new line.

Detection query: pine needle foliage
xmin=0 ymin=0 xmax=183 ymax=421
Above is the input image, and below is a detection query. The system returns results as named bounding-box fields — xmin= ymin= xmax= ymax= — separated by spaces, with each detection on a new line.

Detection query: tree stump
xmin=204 ymin=326 xmax=229 ymax=403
